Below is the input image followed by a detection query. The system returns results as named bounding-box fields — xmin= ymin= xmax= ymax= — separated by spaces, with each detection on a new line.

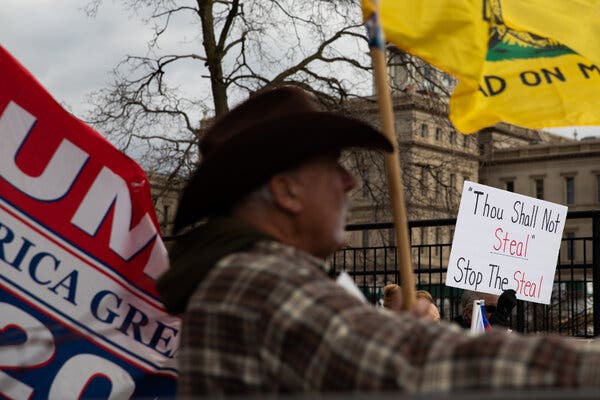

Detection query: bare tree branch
xmin=85 ymin=0 xmax=453 ymax=219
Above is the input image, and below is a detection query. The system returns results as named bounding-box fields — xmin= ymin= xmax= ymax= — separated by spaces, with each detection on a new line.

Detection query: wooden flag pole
xmin=367 ymin=3 xmax=416 ymax=309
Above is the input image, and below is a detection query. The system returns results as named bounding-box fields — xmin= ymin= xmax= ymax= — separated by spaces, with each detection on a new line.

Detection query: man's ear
xmin=269 ymin=174 xmax=303 ymax=214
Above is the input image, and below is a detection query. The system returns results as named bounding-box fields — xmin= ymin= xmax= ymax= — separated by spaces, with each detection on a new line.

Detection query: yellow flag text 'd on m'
xmin=363 ymin=0 xmax=600 ymax=133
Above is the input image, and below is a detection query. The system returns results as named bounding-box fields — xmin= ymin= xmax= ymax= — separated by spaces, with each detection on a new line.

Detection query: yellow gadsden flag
xmin=363 ymin=0 xmax=600 ymax=133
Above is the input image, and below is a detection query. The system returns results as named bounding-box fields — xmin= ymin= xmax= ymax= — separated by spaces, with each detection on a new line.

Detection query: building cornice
xmin=398 ymin=140 xmax=481 ymax=161
xmin=479 ymin=124 xmax=543 ymax=142
xmin=487 ymin=139 xmax=600 ymax=164
xmin=346 ymin=95 xmax=549 ymax=143
xmin=345 ymin=93 xmax=449 ymax=118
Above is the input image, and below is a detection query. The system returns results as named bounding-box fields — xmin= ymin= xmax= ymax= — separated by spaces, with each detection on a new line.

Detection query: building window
xmin=362 ymin=230 xmax=370 ymax=248
xmin=534 ymin=178 xmax=544 ymax=199
xmin=566 ymin=177 xmax=575 ymax=204
xmin=597 ymin=175 xmax=600 ymax=203
xmin=505 ymin=180 xmax=514 ymax=192
xmin=162 ymin=204 xmax=170 ymax=227
xmin=434 ymin=227 xmax=440 ymax=255
xmin=462 ymin=134 xmax=468 ymax=148
xmin=423 ymin=65 xmax=435 ymax=90
xmin=421 ymin=123 xmax=428 ymax=138
xmin=450 ymin=131 xmax=456 ymax=145
xmin=435 ymin=127 xmax=442 ymax=140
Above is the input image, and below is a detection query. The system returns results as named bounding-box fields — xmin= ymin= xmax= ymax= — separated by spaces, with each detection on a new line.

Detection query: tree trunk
xmin=198 ymin=0 xmax=229 ymax=116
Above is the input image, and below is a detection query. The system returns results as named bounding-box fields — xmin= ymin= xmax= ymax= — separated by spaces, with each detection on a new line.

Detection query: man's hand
xmin=411 ymin=298 xmax=440 ymax=321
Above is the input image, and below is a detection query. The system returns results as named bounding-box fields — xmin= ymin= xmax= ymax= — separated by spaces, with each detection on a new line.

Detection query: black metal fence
xmin=330 ymin=210 xmax=600 ymax=338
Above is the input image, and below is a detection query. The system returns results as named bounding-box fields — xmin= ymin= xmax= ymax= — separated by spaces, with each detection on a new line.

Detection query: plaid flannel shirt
xmin=177 ymin=240 xmax=600 ymax=396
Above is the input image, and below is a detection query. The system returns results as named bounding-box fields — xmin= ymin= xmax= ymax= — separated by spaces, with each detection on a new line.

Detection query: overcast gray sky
xmin=0 ymin=0 xmax=153 ymax=116
xmin=1 ymin=0 xmax=598 ymax=140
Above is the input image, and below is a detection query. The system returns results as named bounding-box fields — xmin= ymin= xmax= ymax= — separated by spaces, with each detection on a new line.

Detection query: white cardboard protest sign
xmin=446 ymin=181 xmax=567 ymax=305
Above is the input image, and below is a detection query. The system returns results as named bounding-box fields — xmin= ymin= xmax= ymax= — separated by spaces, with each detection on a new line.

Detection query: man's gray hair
xmin=234 ymin=182 xmax=273 ymax=212
xmin=245 ymin=182 xmax=273 ymax=203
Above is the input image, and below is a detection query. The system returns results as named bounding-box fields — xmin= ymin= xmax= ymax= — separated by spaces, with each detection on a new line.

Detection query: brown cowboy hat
xmin=173 ymin=86 xmax=393 ymax=233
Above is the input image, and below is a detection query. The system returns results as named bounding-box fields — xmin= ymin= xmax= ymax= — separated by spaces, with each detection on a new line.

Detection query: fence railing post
xmin=593 ymin=212 xmax=600 ymax=336
xmin=337 ymin=212 xmax=598 ymax=334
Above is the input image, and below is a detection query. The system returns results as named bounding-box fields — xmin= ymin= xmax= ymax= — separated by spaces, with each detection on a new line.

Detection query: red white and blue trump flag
xmin=0 ymin=45 xmax=178 ymax=398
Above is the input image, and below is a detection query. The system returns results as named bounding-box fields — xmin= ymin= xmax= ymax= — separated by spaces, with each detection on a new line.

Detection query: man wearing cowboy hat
xmin=157 ymin=86 xmax=600 ymax=396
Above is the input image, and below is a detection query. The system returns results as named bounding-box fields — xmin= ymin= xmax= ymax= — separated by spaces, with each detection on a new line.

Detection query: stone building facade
xmin=148 ymin=173 xmax=182 ymax=238
xmin=338 ymin=87 xmax=593 ymax=295
xmin=148 ymin=80 xmax=593 ymax=268
xmin=480 ymin=137 xmax=600 ymax=264
xmin=342 ymin=91 xmax=570 ymax=252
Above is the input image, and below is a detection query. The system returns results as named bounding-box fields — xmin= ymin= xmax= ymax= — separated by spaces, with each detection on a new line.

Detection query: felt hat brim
xmin=173 ymin=111 xmax=393 ymax=233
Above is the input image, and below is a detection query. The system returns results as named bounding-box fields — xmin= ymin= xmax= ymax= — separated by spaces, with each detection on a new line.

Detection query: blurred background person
xmin=415 ymin=290 xmax=440 ymax=321
xmin=454 ymin=290 xmax=498 ymax=329
xmin=489 ymin=289 xmax=517 ymax=328
xmin=383 ymin=285 xmax=440 ymax=322
xmin=382 ymin=283 xmax=403 ymax=313
xmin=454 ymin=289 xmax=516 ymax=329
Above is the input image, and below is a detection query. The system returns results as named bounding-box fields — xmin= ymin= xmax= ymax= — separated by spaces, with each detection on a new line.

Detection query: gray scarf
xmin=156 ymin=217 xmax=272 ymax=315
